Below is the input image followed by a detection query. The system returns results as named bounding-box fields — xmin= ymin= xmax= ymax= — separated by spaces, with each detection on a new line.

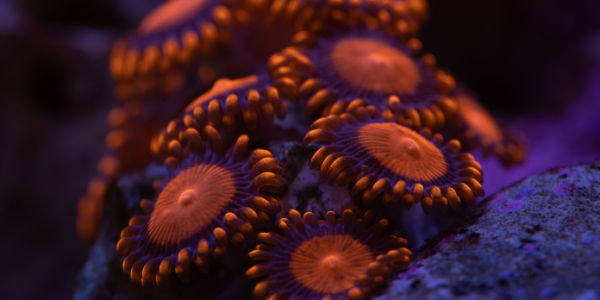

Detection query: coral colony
xmin=77 ymin=0 xmax=526 ymax=298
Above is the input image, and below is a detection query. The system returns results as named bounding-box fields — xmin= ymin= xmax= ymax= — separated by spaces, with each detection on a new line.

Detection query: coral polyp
xmin=450 ymin=89 xmax=527 ymax=166
xmin=268 ymin=30 xmax=456 ymax=129
xmin=246 ymin=209 xmax=412 ymax=299
xmin=330 ymin=37 xmax=421 ymax=95
xmin=304 ymin=110 xmax=484 ymax=213
xmin=116 ymin=134 xmax=284 ymax=286
xmin=150 ymin=74 xmax=288 ymax=161
xmin=110 ymin=0 xmax=238 ymax=80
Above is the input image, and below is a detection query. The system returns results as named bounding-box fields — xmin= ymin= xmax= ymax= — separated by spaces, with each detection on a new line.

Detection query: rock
xmin=378 ymin=161 xmax=600 ymax=300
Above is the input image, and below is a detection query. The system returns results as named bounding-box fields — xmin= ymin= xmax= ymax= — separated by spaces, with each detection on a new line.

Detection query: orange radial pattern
xmin=246 ymin=209 xmax=412 ymax=299
xmin=358 ymin=122 xmax=447 ymax=182
xmin=116 ymin=134 xmax=284 ymax=287
xmin=330 ymin=37 xmax=421 ymax=95
xmin=290 ymin=234 xmax=373 ymax=294
xmin=267 ymin=29 xmax=457 ymax=129
xmin=304 ymin=108 xmax=484 ymax=213
xmin=148 ymin=164 xmax=235 ymax=245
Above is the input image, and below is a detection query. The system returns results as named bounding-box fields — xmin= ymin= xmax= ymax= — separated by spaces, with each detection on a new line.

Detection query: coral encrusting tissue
xmin=304 ymin=109 xmax=484 ymax=213
xmin=116 ymin=134 xmax=283 ymax=286
xmin=246 ymin=209 xmax=411 ymax=299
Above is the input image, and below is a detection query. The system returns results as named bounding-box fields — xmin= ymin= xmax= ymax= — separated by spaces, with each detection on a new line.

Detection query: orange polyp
xmin=151 ymin=74 xmax=288 ymax=161
xmin=246 ymin=209 xmax=412 ymax=299
xmin=449 ymin=88 xmax=527 ymax=166
xmin=457 ymin=95 xmax=503 ymax=143
xmin=268 ymin=30 xmax=457 ymax=126
xmin=358 ymin=122 xmax=447 ymax=182
xmin=148 ymin=164 xmax=235 ymax=245
xmin=330 ymin=38 xmax=421 ymax=95
xmin=116 ymin=134 xmax=284 ymax=286
xmin=290 ymin=234 xmax=372 ymax=293
xmin=304 ymin=109 xmax=484 ymax=213
xmin=109 ymin=0 xmax=236 ymax=81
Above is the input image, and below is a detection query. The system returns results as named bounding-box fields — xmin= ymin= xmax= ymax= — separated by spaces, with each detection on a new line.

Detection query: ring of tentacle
xmin=304 ymin=109 xmax=484 ymax=213
xmin=246 ymin=209 xmax=412 ymax=299
xmin=267 ymin=29 xmax=456 ymax=129
xmin=150 ymin=74 xmax=288 ymax=163
xmin=449 ymin=89 xmax=527 ymax=166
xmin=259 ymin=0 xmax=427 ymax=37
xmin=110 ymin=0 xmax=241 ymax=80
xmin=116 ymin=134 xmax=284 ymax=286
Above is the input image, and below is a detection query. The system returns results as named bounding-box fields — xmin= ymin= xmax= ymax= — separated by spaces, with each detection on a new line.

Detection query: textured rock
xmin=378 ymin=161 xmax=600 ymax=300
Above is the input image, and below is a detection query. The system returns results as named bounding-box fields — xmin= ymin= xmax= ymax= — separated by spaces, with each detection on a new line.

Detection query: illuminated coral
xmin=116 ymin=134 xmax=284 ymax=286
xmin=449 ymin=89 xmax=527 ymax=166
xmin=260 ymin=0 xmax=428 ymax=37
xmin=76 ymin=1 xmax=534 ymax=297
xmin=304 ymin=110 xmax=484 ymax=213
xmin=246 ymin=209 xmax=412 ymax=299
xmin=110 ymin=0 xmax=241 ymax=80
xmin=268 ymin=29 xmax=456 ymax=129
xmin=150 ymin=74 xmax=288 ymax=163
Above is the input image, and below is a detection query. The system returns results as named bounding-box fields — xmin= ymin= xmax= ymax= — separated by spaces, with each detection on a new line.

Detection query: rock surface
xmin=378 ymin=161 xmax=600 ymax=300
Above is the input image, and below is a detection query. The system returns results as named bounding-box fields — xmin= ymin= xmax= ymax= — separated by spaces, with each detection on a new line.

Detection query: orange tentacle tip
xmin=268 ymin=29 xmax=457 ymax=129
xmin=150 ymin=74 xmax=288 ymax=160
xmin=246 ymin=209 xmax=411 ymax=299
xmin=76 ymin=177 xmax=109 ymax=241
xmin=110 ymin=0 xmax=243 ymax=80
xmin=280 ymin=0 xmax=429 ymax=37
xmin=304 ymin=109 xmax=484 ymax=213
xmin=116 ymin=134 xmax=284 ymax=286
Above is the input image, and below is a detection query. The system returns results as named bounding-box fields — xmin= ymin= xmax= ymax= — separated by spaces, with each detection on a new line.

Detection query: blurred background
xmin=0 ymin=0 xmax=599 ymax=298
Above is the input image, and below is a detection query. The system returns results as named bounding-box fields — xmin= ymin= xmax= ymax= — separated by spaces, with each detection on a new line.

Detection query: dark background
xmin=1 ymin=0 xmax=599 ymax=298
